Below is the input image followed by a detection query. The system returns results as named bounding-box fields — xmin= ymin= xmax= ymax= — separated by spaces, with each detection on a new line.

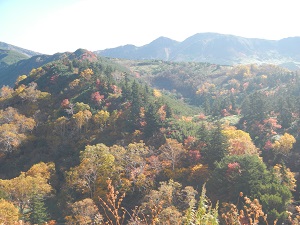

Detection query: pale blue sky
xmin=1 ymin=0 xmax=299 ymax=54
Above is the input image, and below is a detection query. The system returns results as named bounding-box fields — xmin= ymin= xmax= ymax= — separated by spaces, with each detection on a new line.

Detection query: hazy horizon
xmin=1 ymin=0 xmax=299 ymax=54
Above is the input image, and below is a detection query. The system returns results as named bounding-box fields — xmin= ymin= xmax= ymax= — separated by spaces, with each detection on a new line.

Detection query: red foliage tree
xmin=61 ymin=99 xmax=70 ymax=108
xmin=91 ymin=92 xmax=104 ymax=105
xmin=188 ymin=150 xmax=201 ymax=165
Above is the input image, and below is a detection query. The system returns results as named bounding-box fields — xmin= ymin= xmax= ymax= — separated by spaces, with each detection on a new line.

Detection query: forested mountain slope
xmin=0 ymin=50 xmax=299 ymax=224
xmin=0 ymin=49 xmax=99 ymax=86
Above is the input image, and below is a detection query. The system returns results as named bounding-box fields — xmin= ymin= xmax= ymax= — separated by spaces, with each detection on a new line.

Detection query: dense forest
xmin=0 ymin=50 xmax=299 ymax=224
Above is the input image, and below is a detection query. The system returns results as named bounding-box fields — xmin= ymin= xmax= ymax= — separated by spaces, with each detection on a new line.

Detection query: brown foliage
xmin=221 ymin=193 xmax=268 ymax=225
xmin=98 ymin=179 xmax=126 ymax=225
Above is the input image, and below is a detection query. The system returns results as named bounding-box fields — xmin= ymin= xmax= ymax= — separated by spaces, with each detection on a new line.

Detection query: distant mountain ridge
xmin=96 ymin=33 xmax=300 ymax=70
xmin=0 ymin=49 xmax=29 ymax=68
xmin=0 ymin=41 xmax=41 ymax=57
xmin=96 ymin=37 xmax=179 ymax=61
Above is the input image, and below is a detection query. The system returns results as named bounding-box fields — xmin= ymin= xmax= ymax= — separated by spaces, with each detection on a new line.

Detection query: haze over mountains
xmin=0 ymin=41 xmax=40 ymax=57
xmin=1 ymin=32 xmax=300 ymax=86
xmin=96 ymin=33 xmax=300 ymax=69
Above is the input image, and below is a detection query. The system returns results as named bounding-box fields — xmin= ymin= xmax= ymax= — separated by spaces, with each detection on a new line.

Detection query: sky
xmin=0 ymin=0 xmax=299 ymax=54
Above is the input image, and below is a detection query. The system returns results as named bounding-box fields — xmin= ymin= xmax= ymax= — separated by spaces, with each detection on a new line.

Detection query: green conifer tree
xmin=164 ymin=102 xmax=173 ymax=119
xmin=122 ymin=73 xmax=131 ymax=101
xmin=144 ymin=102 xmax=160 ymax=137
xmin=203 ymin=95 xmax=211 ymax=115
xmin=29 ymin=194 xmax=49 ymax=225
xmin=202 ymin=122 xmax=228 ymax=168
xmin=211 ymin=98 xmax=221 ymax=117
xmin=129 ymin=80 xmax=142 ymax=131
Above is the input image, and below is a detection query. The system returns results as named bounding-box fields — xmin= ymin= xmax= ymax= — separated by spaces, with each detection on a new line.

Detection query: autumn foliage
xmin=0 ymin=53 xmax=299 ymax=224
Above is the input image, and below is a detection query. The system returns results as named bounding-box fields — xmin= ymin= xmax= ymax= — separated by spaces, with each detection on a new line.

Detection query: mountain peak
xmin=147 ymin=36 xmax=179 ymax=47
xmin=96 ymin=33 xmax=300 ymax=70
xmin=71 ymin=49 xmax=98 ymax=62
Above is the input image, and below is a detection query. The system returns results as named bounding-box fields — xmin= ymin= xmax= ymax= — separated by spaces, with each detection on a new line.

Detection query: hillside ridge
xmin=0 ymin=41 xmax=41 ymax=57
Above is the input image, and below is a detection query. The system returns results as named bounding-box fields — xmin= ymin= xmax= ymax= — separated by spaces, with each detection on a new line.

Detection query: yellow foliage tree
xmin=0 ymin=199 xmax=19 ymax=224
xmin=0 ymin=162 xmax=54 ymax=215
xmin=72 ymin=111 xmax=85 ymax=132
xmin=108 ymin=142 xmax=154 ymax=192
xmin=19 ymin=82 xmax=49 ymax=103
xmin=69 ymin=79 xmax=80 ymax=89
xmin=124 ymin=142 xmax=151 ymax=191
xmin=153 ymin=89 xmax=162 ymax=98
xmin=15 ymin=75 xmax=27 ymax=85
xmin=26 ymin=161 xmax=55 ymax=179
xmin=29 ymin=67 xmax=45 ymax=78
xmin=0 ymin=107 xmax=35 ymax=153
xmin=93 ymin=110 xmax=110 ymax=129
xmin=231 ymin=65 xmax=252 ymax=77
xmin=74 ymin=102 xmax=91 ymax=113
xmin=196 ymin=82 xmax=216 ymax=94
xmin=15 ymin=84 xmax=26 ymax=95
xmin=273 ymin=164 xmax=296 ymax=191
xmin=66 ymin=144 xmax=115 ymax=198
xmin=0 ymin=85 xmax=14 ymax=100
xmin=273 ymin=133 xmax=296 ymax=155
xmin=223 ymin=126 xmax=259 ymax=155
xmin=0 ymin=124 xmax=25 ymax=153
xmin=65 ymin=198 xmax=103 ymax=225
xmin=80 ymin=68 xmax=94 ymax=80
xmin=83 ymin=110 xmax=92 ymax=132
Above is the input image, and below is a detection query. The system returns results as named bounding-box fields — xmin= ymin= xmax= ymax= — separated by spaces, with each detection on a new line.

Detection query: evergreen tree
xmin=164 ymin=102 xmax=173 ymax=119
xmin=244 ymin=92 xmax=268 ymax=121
xmin=197 ymin=122 xmax=209 ymax=146
xmin=68 ymin=60 xmax=74 ymax=72
xmin=211 ymin=98 xmax=221 ymax=117
xmin=221 ymin=97 xmax=230 ymax=111
xmin=230 ymin=93 xmax=236 ymax=111
xmin=277 ymin=96 xmax=293 ymax=129
xmin=104 ymin=66 xmax=114 ymax=83
xmin=202 ymin=122 xmax=228 ymax=168
xmin=122 ymin=73 xmax=131 ymax=101
xmin=241 ymin=95 xmax=251 ymax=116
xmin=142 ymin=84 xmax=150 ymax=107
xmin=207 ymin=155 xmax=292 ymax=224
xmin=144 ymin=102 xmax=160 ymax=137
xmin=202 ymin=94 xmax=211 ymax=115
xmin=129 ymin=80 xmax=143 ymax=131
xmin=29 ymin=194 xmax=49 ymax=225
